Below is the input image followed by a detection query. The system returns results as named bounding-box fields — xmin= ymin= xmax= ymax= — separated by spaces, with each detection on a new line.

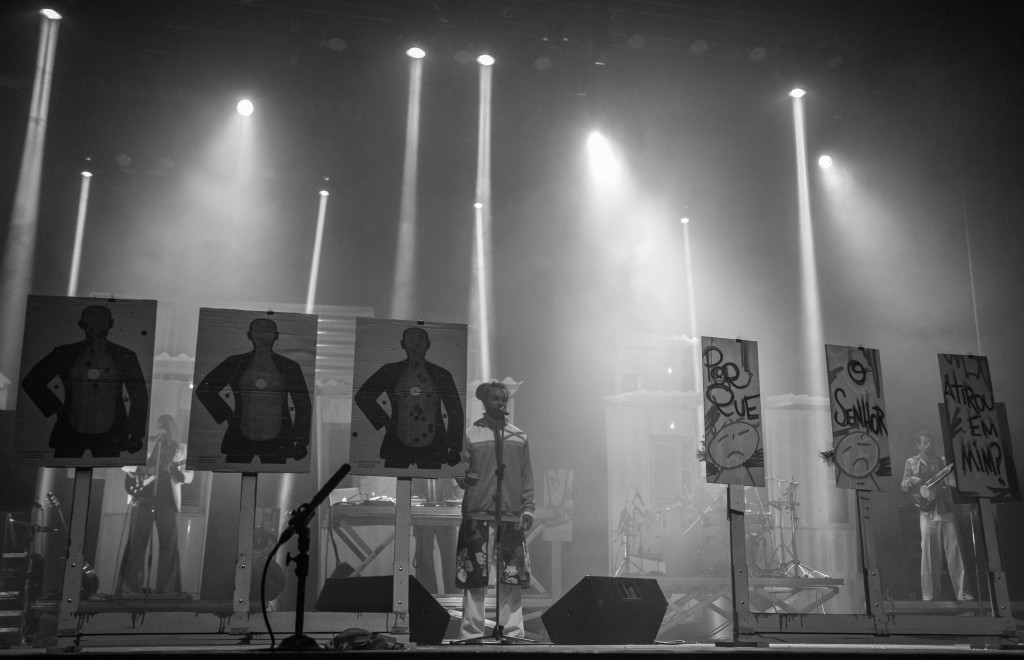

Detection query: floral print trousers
xmin=455 ymin=518 xmax=531 ymax=589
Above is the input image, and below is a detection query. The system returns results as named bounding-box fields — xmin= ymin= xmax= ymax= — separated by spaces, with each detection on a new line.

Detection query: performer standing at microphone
xmin=455 ymin=380 xmax=535 ymax=639
xmin=117 ymin=414 xmax=193 ymax=595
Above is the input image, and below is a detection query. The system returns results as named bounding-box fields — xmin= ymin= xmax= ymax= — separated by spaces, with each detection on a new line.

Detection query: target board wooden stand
xmin=700 ymin=340 xmax=1017 ymax=649
xmin=56 ymin=468 xmax=91 ymax=641
xmin=54 ymin=470 xmax=395 ymax=649
xmin=717 ymin=482 xmax=1016 ymax=647
xmin=54 ymin=471 xmax=278 ymax=645
xmin=390 ymin=477 xmax=414 ymax=637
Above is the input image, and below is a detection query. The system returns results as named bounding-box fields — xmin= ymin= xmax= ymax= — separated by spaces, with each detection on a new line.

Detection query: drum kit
xmin=615 ymin=478 xmax=827 ymax=578
xmin=613 ymin=489 xmax=728 ymax=578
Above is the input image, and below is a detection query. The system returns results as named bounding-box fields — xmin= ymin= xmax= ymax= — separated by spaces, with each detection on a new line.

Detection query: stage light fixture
xmin=474 ymin=202 xmax=483 ymax=209
xmin=818 ymin=155 xmax=833 ymax=169
xmin=406 ymin=47 xmax=426 ymax=59
xmin=680 ymin=217 xmax=690 ymax=224
xmin=82 ymin=171 xmax=92 ymax=178
xmin=789 ymin=88 xmax=806 ymax=99
xmin=319 ymin=190 xmax=329 ymax=197
xmin=477 ymin=54 xmax=495 ymax=66
xmin=237 ymin=99 xmax=254 ymax=116
xmin=586 ymin=131 xmax=622 ymax=183
xmin=40 ymin=8 xmax=61 ymax=19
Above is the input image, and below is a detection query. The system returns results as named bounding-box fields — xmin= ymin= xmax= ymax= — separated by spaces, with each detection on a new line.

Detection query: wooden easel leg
xmin=391 ymin=477 xmax=412 ymax=636
xmin=230 ymin=473 xmax=258 ymax=635
xmin=856 ymin=490 xmax=886 ymax=630
xmin=978 ymin=499 xmax=1011 ymax=620
xmin=57 ymin=468 xmax=91 ymax=639
xmin=717 ymin=484 xmax=761 ymax=647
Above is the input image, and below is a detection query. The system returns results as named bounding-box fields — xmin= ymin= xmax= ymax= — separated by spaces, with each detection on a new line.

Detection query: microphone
xmin=498 ymin=407 xmax=510 ymax=416
xmin=279 ymin=463 xmax=351 ymax=544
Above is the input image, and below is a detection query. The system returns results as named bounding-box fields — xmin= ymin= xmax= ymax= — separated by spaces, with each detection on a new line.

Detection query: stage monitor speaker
xmin=315 ymin=575 xmax=449 ymax=645
xmin=541 ymin=576 xmax=667 ymax=645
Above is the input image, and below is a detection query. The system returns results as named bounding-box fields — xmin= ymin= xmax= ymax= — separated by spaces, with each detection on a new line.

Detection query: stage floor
xmin=7 ymin=593 xmax=1022 ymax=656
xmin=1 ymin=641 xmax=1022 ymax=658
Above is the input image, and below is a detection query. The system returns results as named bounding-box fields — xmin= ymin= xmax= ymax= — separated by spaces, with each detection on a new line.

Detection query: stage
xmin=1 ymin=640 xmax=1022 ymax=659
xmin=10 ymin=591 xmax=1021 ymax=657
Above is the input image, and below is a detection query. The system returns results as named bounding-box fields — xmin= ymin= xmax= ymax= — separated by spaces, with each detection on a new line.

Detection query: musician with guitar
xmin=116 ymin=414 xmax=193 ymax=596
xmin=900 ymin=429 xmax=972 ymax=602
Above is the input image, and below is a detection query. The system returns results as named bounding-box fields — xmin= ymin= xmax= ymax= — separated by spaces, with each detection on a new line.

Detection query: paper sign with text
xmin=938 ymin=354 xmax=1014 ymax=499
xmin=701 ymin=336 xmax=765 ymax=487
xmin=825 ymin=344 xmax=893 ymax=491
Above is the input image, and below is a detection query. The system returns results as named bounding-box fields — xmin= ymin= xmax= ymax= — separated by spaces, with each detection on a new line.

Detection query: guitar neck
xmin=922 ymin=463 xmax=954 ymax=489
xmin=134 ymin=459 xmax=187 ymax=475
xmin=125 ymin=460 xmax=187 ymax=496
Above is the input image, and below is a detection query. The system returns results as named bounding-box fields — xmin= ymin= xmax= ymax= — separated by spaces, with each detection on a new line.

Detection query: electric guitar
xmin=908 ymin=463 xmax=954 ymax=512
xmin=124 ymin=460 xmax=187 ymax=497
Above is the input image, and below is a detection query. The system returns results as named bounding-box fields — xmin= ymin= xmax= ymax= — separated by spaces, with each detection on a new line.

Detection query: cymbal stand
xmin=774 ymin=479 xmax=828 ymax=580
xmin=612 ymin=506 xmax=646 ymax=577
xmin=745 ymin=487 xmax=775 ymax=576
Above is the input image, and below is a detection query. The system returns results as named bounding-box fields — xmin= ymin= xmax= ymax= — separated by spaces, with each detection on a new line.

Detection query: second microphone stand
xmin=276 ymin=463 xmax=352 ymax=651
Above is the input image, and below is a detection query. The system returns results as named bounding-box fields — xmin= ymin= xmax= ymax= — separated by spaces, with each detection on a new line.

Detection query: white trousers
xmin=459 ymin=525 xmax=524 ymax=639
xmin=919 ymin=513 xmax=966 ymax=601
xmin=460 ymin=583 xmax=524 ymax=639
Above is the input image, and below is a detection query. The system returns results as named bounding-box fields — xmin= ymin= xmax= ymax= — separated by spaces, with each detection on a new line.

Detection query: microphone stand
xmin=144 ymin=440 xmax=163 ymax=602
xmin=487 ymin=408 xmax=531 ymax=644
xmin=490 ymin=411 xmax=507 ymax=642
xmin=277 ymin=463 xmax=351 ymax=651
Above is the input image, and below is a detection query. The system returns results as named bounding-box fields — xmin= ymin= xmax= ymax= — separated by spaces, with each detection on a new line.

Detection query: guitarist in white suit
xmin=900 ymin=430 xmax=972 ymax=602
xmin=117 ymin=414 xmax=194 ymax=595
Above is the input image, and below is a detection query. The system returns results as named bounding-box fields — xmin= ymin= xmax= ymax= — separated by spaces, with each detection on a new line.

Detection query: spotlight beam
xmin=67 ymin=170 xmax=93 ymax=297
xmin=305 ymin=191 xmax=329 ymax=314
xmin=682 ymin=218 xmax=701 ymax=392
xmin=791 ymin=92 xmax=825 ymax=397
xmin=469 ymin=62 xmax=494 ymax=380
xmin=959 ymin=178 xmax=982 ymax=354
xmin=0 ymin=12 xmax=61 ymax=407
xmin=390 ymin=56 xmax=424 ymax=318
